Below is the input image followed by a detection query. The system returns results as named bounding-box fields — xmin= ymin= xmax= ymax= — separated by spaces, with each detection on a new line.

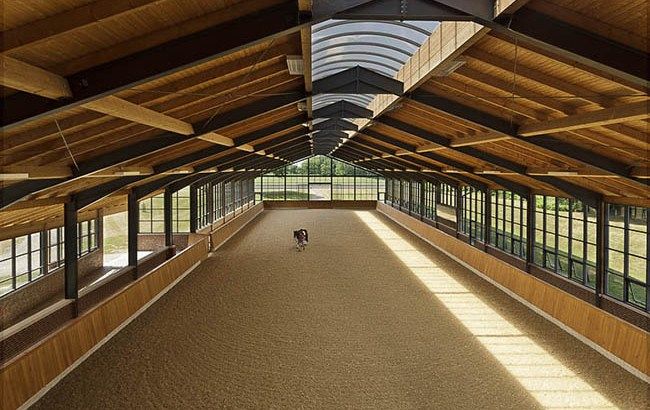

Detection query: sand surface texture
xmin=34 ymin=209 xmax=648 ymax=409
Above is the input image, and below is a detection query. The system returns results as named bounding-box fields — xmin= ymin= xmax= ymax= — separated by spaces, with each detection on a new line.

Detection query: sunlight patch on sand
xmin=355 ymin=211 xmax=617 ymax=409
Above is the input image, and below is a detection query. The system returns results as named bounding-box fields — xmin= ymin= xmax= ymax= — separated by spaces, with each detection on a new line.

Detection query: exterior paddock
xmin=25 ymin=209 xmax=648 ymax=409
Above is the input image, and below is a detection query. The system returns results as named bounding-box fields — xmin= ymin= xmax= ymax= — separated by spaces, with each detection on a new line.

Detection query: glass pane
xmin=607 ymin=249 xmax=624 ymax=275
xmin=31 ymin=251 xmax=41 ymax=270
xmin=15 ymin=254 xmax=28 ymax=275
xmin=30 ymin=233 xmax=40 ymax=250
xmin=606 ymin=272 xmax=624 ymax=300
xmin=607 ymin=226 xmax=625 ymax=251
xmin=0 ymin=239 xmax=11 ymax=260
xmin=628 ymin=256 xmax=646 ymax=283
xmin=15 ymin=236 xmax=28 ymax=255
xmin=628 ymin=281 xmax=647 ymax=309
xmin=0 ymin=259 xmax=12 ymax=282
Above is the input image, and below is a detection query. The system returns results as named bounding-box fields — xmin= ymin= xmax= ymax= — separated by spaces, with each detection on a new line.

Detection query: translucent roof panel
xmin=311 ymin=19 xmax=438 ymax=117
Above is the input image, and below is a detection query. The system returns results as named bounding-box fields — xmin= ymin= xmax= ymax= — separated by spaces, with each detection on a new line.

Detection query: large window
xmin=195 ymin=184 xmax=208 ymax=229
xmin=77 ymin=219 xmax=99 ymax=257
xmin=0 ymin=233 xmax=43 ymax=296
xmin=437 ymin=183 xmax=456 ymax=222
xmin=139 ymin=195 xmax=165 ymax=233
xmin=491 ymin=191 xmax=527 ymax=259
xmin=213 ymin=182 xmax=224 ymax=220
xmin=400 ymin=180 xmax=410 ymax=209
xmin=606 ymin=205 xmax=647 ymax=310
xmin=423 ymin=181 xmax=436 ymax=220
xmin=532 ymin=196 xmax=596 ymax=288
xmin=460 ymin=187 xmax=485 ymax=243
xmin=173 ymin=187 xmax=191 ymax=232
xmin=234 ymin=180 xmax=242 ymax=210
xmin=392 ymin=179 xmax=401 ymax=206
xmin=48 ymin=227 xmax=65 ymax=271
xmin=139 ymin=189 xmax=190 ymax=234
xmin=262 ymin=168 xmax=285 ymax=200
xmin=439 ymin=183 xmax=456 ymax=207
xmin=257 ymin=156 xmax=384 ymax=201
xmin=410 ymin=181 xmax=421 ymax=215
xmin=332 ymin=176 xmax=354 ymax=199
xmin=1 ymin=218 xmax=100 ymax=297
xmin=223 ymin=182 xmax=235 ymax=215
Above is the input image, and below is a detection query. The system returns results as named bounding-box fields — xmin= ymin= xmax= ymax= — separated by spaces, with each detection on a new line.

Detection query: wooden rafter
xmin=519 ymin=102 xmax=650 ymax=136
xmin=82 ymin=96 xmax=195 ymax=135
xmin=0 ymin=55 xmax=71 ymax=99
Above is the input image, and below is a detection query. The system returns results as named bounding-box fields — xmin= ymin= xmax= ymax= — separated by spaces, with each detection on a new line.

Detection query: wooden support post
xmin=164 ymin=188 xmax=173 ymax=247
xmin=595 ymin=198 xmax=606 ymax=307
xmin=526 ymin=192 xmax=536 ymax=272
xmin=64 ymin=202 xmax=78 ymax=300
xmin=189 ymin=184 xmax=197 ymax=233
xmin=127 ymin=191 xmax=139 ymax=278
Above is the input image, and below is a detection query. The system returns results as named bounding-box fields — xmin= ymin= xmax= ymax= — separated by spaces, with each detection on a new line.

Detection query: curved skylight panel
xmin=311 ymin=19 xmax=437 ymax=114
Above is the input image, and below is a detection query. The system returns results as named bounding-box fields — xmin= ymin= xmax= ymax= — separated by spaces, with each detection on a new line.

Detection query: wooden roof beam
xmin=0 ymin=55 xmax=71 ymax=99
xmin=1 ymin=1 xmax=305 ymax=130
xmin=0 ymin=166 xmax=72 ymax=180
xmin=408 ymin=93 xmax=644 ymax=186
xmin=415 ymin=142 xmax=447 ymax=153
xmin=519 ymin=101 xmax=650 ymax=136
xmin=1 ymin=57 xmax=195 ymax=135
xmin=0 ymin=93 xmax=304 ymax=209
xmin=198 ymin=133 xmax=235 ymax=146
xmin=449 ymin=133 xmax=512 ymax=147
xmin=82 ymin=96 xmax=194 ymax=135
xmin=374 ymin=116 xmax=599 ymax=205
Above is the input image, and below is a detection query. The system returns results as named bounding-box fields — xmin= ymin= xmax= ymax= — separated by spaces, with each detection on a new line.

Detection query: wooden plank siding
xmin=0 ymin=237 xmax=210 ymax=409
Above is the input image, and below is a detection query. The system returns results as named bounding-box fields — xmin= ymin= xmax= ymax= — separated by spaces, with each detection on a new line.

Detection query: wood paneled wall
xmin=377 ymin=202 xmax=649 ymax=377
xmin=0 ymin=237 xmax=209 ymax=410
xmin=210 ymin=202 xmax=264 ymax=250
xmin=263 ymin=200 xmax=377 ymax=209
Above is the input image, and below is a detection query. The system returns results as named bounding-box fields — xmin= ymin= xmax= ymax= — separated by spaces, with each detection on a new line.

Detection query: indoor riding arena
xmin=1 ymin=1 xmax=648 ymax=409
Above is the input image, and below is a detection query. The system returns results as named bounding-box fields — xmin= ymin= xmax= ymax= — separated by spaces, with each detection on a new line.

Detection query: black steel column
xmin=164 ymin=188 xmax=173 ymax=247
xmin=419 ymin=181 xmax=425 ymax=221
xmin=97 ymin=208 xmax=104 ymax=249
xmin=189 ymin=184 xmax=198 ymax=233
xmin=526 ymin=192 xmax=536 ymax=272
xmin=127 ymin=191 xmax=139 ymax=278
xmin=64 ymin=202 xmax=78 ymax=300
xmin=484 ymin=189 xmax=491 ymax=244
xmin=595 ymin=198 xmax=606 ymax=307
xmin=207 ymin=182 xmax=214 ymax=225
xmin=40 ymin=230 xmax=49 ymax=275
xmin=455 ymin=187 xmax=462 ymax=237
xmin=646 ymin=212 xmax=649 ymax=313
